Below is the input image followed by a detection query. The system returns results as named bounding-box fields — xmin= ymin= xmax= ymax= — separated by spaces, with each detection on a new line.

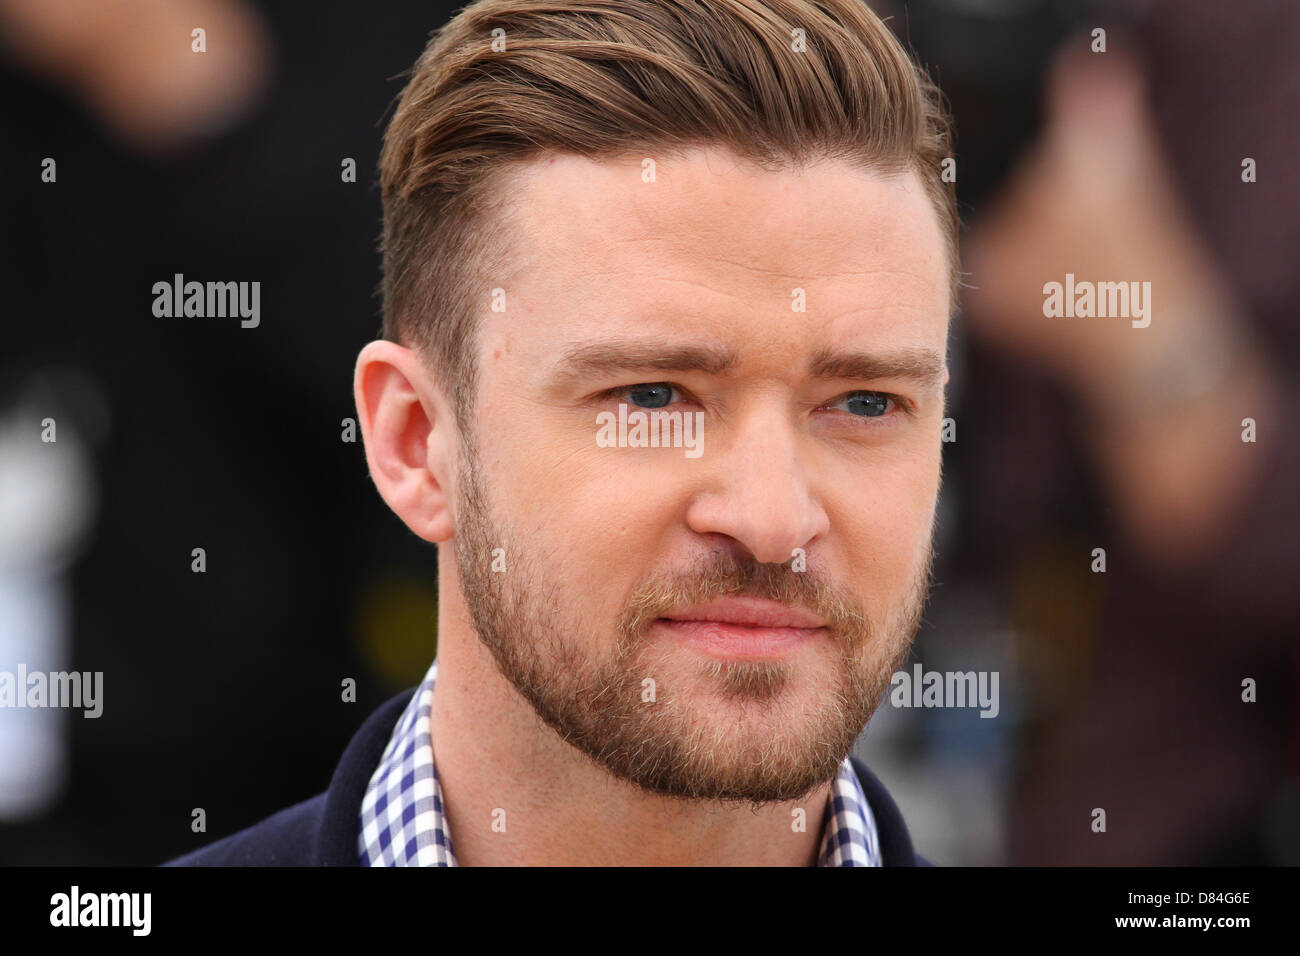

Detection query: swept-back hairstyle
xmin=379 ymin=0 xmax=957 ymax=418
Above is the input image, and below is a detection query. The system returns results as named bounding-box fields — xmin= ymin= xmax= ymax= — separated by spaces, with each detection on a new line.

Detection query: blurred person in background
xmin=876 ymin=0 xmax=1297 ymax=864
xmin=0 ymin=0 xmax=454 ymax=863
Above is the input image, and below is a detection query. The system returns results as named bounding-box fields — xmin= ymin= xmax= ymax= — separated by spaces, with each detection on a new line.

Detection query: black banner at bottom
xmin=0 ymin=865 xmax=1283 ymax=943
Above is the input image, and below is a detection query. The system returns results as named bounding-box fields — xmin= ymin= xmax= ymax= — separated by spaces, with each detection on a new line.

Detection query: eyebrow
xmin=553 ymin=341 xmax=739 ymax=383
xmin=550 ymin=339 xmax=945 ymax=388
xmin=808 ymin=345 xmax=947 ymax=388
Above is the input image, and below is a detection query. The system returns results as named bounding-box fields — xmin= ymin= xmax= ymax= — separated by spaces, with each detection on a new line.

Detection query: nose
xmin=684 ymin=406 xmax=830 ymax=565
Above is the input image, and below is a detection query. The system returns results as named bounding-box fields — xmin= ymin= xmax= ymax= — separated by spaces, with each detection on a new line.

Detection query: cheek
xmin=831 ymin=448 xmax=940 ymax=598
xmin=476 ymin=420 xmax=679 ymax=603
xmin=478 ymin=373 xmax=685 ymax=537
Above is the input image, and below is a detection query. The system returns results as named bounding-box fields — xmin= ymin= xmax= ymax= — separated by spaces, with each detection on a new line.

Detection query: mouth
xmin=655 ymin=597 xmax=828 ymax=660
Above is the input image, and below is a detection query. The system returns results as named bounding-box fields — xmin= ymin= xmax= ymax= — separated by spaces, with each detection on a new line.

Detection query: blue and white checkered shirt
xmin=359 ymin=658 xmax=882 ymax=865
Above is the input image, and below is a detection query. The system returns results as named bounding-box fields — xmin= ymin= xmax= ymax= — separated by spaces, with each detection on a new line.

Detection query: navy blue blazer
xmin=165 ymin=689 xmax=932 ymax=866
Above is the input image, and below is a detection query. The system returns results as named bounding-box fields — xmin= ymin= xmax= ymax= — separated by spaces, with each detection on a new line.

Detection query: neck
xmin=429 ymin=568 xmax=832 ymax=866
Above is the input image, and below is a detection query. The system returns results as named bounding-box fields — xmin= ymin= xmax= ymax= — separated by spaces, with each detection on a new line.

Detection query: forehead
xmin=496 ymin=145 xmax=949 ymax=351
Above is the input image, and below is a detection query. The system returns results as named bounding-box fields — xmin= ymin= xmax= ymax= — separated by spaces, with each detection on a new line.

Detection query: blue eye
xmin=623 ymin=383 xmax=677 ymax=409
xmin=838 ymin=391 xmax=892 ymax=417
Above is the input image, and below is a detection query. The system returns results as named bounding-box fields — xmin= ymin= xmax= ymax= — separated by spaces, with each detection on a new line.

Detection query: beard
xmin=453 ymin=441 xmax=934 ymax=807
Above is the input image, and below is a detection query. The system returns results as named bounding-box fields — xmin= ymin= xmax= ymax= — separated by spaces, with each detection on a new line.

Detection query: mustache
xmin=618 ymin=550 xmax=869 ymax=643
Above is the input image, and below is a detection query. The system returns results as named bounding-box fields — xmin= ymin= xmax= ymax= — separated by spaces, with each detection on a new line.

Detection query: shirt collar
xmin=359 ymin=658 xmax=881 ymax=866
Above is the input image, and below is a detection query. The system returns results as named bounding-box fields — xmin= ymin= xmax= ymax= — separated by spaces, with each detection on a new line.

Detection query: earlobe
xmin=353 ymin=340 xmax=456 ymax=543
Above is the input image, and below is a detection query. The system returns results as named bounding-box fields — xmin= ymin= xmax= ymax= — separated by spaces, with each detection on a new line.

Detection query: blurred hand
xmin=961 ymin=39 xmax=1241 ymax=414
xmin=961 ymin=36 xmax=1278 ymax=561
xmin=0 ymin=0 xmax=271 ymax=154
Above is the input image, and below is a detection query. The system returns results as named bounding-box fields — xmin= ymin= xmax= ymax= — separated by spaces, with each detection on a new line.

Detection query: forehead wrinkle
xmin=551 ymin=232 xmax=942 ymax=289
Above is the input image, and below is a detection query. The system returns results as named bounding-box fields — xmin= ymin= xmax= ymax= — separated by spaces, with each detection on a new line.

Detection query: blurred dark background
xmin=0 ymin=0 xmax=1295 ymax=865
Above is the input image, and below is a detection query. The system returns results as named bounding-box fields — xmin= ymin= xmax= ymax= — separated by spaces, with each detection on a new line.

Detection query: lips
xmin=659 ymin=597 xmax=827 ymax=630
xmin=656 ymin=597 xmax=827 ymax=660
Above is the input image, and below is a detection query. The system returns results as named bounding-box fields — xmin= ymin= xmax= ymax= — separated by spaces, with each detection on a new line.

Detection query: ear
xmin=353 ymin=340 xmax=456 ymax=544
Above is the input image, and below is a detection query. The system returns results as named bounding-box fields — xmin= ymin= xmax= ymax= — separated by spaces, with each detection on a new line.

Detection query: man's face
xmin=453 ymin=145 xmax=949 ymax=804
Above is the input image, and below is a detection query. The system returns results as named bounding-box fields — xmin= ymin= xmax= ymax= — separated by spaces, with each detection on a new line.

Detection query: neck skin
xmin=428 ymin=555 xmax=833 ymax=866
